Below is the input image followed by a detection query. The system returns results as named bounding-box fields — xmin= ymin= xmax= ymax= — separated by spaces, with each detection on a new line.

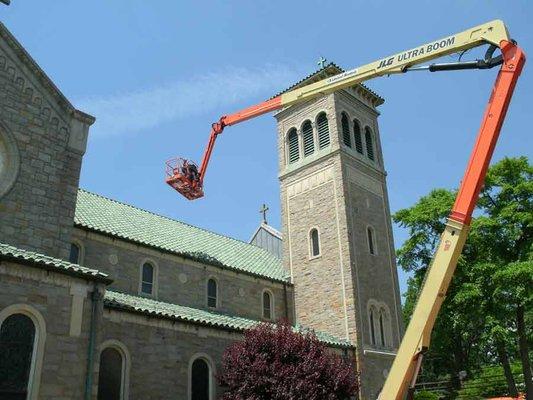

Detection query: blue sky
xmin=3 ymin=1 xmax=532 ymax=297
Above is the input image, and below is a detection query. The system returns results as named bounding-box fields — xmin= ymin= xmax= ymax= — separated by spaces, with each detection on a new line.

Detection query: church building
xmin=0 ymin=21 xmax=402 ymax=400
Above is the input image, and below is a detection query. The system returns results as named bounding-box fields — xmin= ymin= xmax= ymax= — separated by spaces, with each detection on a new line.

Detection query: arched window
xmin=369 ymin=307 xmax=376 ymax=346
xmin=207 ymin=278 xmax=217 ymax=308
xmin=379 ymin=310 xmax=386 ymax=347
xmin=367 ymin=226 xmax=376 ymax=255
xmin=69 ymin=242 xmax=81 ymax=264
xmin=262 ymin=290 xmax=273 ymax=320
xmin=341 ymin=113 xmax=351 ymax=148
xmin=97 ymin=347 xmax=123 ymax=400
xmin=191 ymin=357 xmax=211 ymax=400
xmin=302 ymin=120 xmax=314 ymax=157
xmin=287 ymin=128 xmax=299 ymax=164
xmin=140 ymin=262 xmax=154 ymax=295
xmin=316 ymin=112 xmax=330 ymax=149
xmin=0 ymin=314 xmax=35 ymax=398
xmin=353 ymin=120 xmax=364 ymax=154
xmin=365 ymin=127 xmax=375 ymax=161
xmin=97 ymin=340 xmax=130 ymax=400
xmin=309 ymin=228 xmax=320 ymax=257
xmin=0 ymin=305 xmax=45 ymax=400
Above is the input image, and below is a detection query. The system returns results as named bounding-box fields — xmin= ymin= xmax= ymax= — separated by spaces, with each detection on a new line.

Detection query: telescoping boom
xmin=166 ymin=20 xmax=525 ymax=400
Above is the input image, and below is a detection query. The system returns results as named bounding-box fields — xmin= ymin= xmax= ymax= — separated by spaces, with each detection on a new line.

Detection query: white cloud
xmin=76 ymin=65 xmax=301 ymax=137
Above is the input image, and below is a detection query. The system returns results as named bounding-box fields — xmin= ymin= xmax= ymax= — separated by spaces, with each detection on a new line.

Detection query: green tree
xmin=492 ymin=261 xmax=533 ymax=398
xmin=394 ymin=157 xmax=532 ymax=397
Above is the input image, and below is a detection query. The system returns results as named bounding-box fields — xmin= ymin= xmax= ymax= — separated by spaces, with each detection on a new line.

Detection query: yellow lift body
xmin=168 ymin=20 xmax=526 ymax=399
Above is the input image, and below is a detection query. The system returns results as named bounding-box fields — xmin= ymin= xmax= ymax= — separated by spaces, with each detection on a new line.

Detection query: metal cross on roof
xmin=317 ymin=56 xmax=327 ymax=69
xmin=259 ymin=203 xmax=269 ymax=224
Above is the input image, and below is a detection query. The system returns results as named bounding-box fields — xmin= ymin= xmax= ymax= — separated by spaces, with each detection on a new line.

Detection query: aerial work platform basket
xmin=165 ymin=158 xmax=204 ymax=200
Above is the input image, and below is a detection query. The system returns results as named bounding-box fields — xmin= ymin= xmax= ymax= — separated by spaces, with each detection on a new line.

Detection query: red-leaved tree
xmin=218 ymin=321 xmax=358 ymax=400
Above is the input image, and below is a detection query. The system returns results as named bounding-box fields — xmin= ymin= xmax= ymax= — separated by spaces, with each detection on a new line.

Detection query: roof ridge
xmin=77 ymin=188 xmax=273 ymax=251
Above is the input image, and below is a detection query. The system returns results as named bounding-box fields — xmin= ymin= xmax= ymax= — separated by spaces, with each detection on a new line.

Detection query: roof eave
xmin=0 ymin=253 xmax=112 ymax=284
xmin=104 ymin=299 xmax=354 ymax=349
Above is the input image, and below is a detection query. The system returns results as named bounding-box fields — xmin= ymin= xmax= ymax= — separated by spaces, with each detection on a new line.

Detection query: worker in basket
xmin=181 ymin=160 xmax=199 ymax=186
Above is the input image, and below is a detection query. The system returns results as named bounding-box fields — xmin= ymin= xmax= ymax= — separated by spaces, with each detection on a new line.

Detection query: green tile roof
xmin=104 ymin=291 xmax=353 ymax=349
xmin=74 ymin=189 xmax=288 ymax=283
xmin=0 ymin=242 xmax=110 ymax=283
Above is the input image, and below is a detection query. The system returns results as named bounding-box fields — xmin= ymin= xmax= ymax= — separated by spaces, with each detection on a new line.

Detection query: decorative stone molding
xmin=286 ymin=165 xmax=334 ymax=198
xmin=0 ymin=23 xmax=95 ymax=155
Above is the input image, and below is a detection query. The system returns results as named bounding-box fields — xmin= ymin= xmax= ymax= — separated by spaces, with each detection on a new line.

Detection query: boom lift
xmin=166 ymin=20 xmax=525 ymax=399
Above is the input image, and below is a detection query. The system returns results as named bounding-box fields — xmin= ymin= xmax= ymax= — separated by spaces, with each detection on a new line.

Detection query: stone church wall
xmin=0 ymin=261 xmax=103 ymax=399
xmin=74 ymin=229 xmax=293 ymax=323
xmin=0 ymin=28 xmax=92 ymax=260
xmin=97 ymin=310 xmax=238 ymax=399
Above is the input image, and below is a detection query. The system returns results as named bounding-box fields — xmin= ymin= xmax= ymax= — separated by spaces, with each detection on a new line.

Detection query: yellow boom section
xmin=280 ymin=19 xmax=509 ymax=107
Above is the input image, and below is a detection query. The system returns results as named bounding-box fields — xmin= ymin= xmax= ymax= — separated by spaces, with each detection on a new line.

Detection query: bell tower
xmin=276 ymin=64 xmax=403 ymax=399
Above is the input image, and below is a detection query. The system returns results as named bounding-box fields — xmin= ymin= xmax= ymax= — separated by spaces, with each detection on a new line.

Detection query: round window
xmin=0 ymin=126 xmax=20 ymax=199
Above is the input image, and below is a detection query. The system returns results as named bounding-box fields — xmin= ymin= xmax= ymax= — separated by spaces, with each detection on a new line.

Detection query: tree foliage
xmin=395 ymin=157 xmax=532 ymax=397
xmin=218 ymin=321 xmax=358 ymax=400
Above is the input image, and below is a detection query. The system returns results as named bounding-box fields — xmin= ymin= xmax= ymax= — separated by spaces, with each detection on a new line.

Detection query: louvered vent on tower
xmin=317 ymin=112 xmax=330 ymax=149
xmin=353 ymin=120 xmax=364 ymax=154
xmin=287 ymin=128 xmax=299 ymax=163
xmin=365 ymin=127 xmax=375 ymax=161
xmin=302 ymin=120 xmax=314 ymax=157
xmin=341 ymin=113 xmax=351 ymax=147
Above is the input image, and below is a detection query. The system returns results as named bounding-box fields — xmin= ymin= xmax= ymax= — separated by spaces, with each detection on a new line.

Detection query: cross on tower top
xmin=259 ymin=203 xmax=269 ymax=225
xmin=317 ymin=56 xmax=327 ymax=69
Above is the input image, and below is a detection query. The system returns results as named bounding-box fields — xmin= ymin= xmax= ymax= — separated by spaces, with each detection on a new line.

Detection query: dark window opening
xmin=0 ymin=314 xmax=35 ymax=400
xmin=379 ymin=311 xmax=386 ymax=347
xmin=310 ymin=229 xmax=320 ymax=257
xmin=207 ymin=279 xmax=217 ymax=308
xmin=141 ymin=263 xmax=154 ymax=295
xmin=69 ymin=242 xmax=80 ymax=264
xmin=370 ymin=309 xmax=376 ymax=346
xmin=263 ymin=291 xmax=272 ymax=319
xmin=97 ymin=347 xmax=123 ymax=400
xmin=191 ymin=358 xmax=210 ymax=400
xmin=367 ymin=227 xmax=375 ymax=255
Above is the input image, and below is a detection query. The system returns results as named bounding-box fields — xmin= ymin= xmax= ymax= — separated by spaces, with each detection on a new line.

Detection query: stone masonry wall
xmin=277 ymin=89 xmax=404 ymax=399
xmin=0 ymin=29 xmax=90 ymax=260
xmin=96 ymin=308 xmax=355 ymax=399
xmin=73 ymin=229 xmax=293 ymax=323
xmin=98 ymin=310 xmax=238 ymax=399
xmin=0 ymin=261 xmax=101 ymax=399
